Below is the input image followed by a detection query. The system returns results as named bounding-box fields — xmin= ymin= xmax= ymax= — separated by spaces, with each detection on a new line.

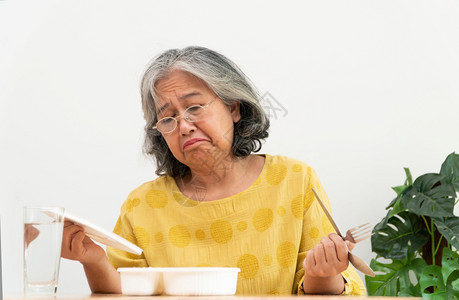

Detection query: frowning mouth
xmin=182 ymin=138 xmax=208 ymax=150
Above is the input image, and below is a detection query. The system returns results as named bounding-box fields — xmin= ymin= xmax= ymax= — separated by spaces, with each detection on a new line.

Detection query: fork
xmin=345 ymin=223 xmax=373 ymax=244
xmin=311 ymin=189 xmax=375 ymax=277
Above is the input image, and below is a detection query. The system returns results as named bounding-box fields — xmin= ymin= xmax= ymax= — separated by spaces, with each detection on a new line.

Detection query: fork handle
xmin=348 ymin=252 xmax=375 ymax=277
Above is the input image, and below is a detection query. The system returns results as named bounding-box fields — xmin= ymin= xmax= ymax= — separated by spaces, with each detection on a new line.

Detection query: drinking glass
xmin=23 ymin=206 xmax=64 ymax=297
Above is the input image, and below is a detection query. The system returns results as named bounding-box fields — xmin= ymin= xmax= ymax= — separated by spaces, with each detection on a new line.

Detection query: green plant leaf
xmin=419 ymin=250 xmax=459 ymax=300
xmin=365 ymin=255 xmax=425 ymax=296
xmin=386 ymin=168 xmax=412 ymax=209
xmin=404 ymin=167 xmax=413 ymax=185
xmin=399 ymin=285 xmax=422 ymax=297
xmin=387 ymin=186 xmax=407 ymax=213
xmin=389 ymin=197 xmax=406 ymax=217
xmin=371 ymin=211 xmax=429 ymax=259
xmin=441 ymin=248 xmax=459 ymax=288
xmin=401 ymin=174 xmax=456 ymax=218
xmin=440 ymin=152 xmax=459 ymax=192
xmin=445 ymin=271 xmax=459 ymax=300
xmin=420 ymin=265 xmax=446 ymax=299
xmin=386 ymin=195 xmax=399 ymax=209
xmin=434 ymin=217 xmax=459 ymax=250
xmin=393 ymin=185 xmax=408 ymax=196
xmin=414 ymin=173 xmax=444 ymax=191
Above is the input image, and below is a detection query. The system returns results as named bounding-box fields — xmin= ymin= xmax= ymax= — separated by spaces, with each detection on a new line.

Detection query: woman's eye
xmin=187 ymin=106 xmax=202 ymax=113
xmin=161 ymin=118 xmax=174 ymax=124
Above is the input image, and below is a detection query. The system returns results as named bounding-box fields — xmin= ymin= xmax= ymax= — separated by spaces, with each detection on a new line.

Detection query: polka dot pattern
xmin=309 ymin=227 xmax=319 ymax=239
xmin=252 ymin=208 xmax=273 ymax=232
xmin=263 ymin=254 xmax=273 ymax=266
xmin=237 ymin=221 xmax=248 ymax=231
xmin=266 ymin=164 xmax=287 ymax=185
xmin=237 ymin=254 xmax=259 ymax=279
xmin=154 ymin=232 xmax=163 ymax=243
xmin=168 ymin=225 xmax=191 ymax=248
xmin=195 ymin=229 xmax=205 ymax=240
xmin=210 ymin=220 xmax=233 ymax=244
xmin=276 ymin=241 xmax=296 ymax=268
xmin=291 ymin=194 xmax=304 ymax=219
xmin=304 ymin=196 xmax=314 ymax=211
xmin=146 ymin=189 xmax=168 ymax=208
xmin=126 ymin=198 xmax=140 ymax=212
xmin=125 ymin=233 xmax=136 ymax=244
xmin=292 ymin=164 xmax=303 ymax=173
xmin=133 ymin=226 xmax=150 ymax=249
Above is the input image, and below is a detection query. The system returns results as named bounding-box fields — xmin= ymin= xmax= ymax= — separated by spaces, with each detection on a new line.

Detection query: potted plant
xmin=366 ymin=152 xmax=459 ymax=299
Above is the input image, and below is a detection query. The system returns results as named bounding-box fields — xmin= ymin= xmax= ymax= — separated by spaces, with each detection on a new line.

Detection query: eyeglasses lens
xmin=157 ymin=106 xmax=205 ymax=133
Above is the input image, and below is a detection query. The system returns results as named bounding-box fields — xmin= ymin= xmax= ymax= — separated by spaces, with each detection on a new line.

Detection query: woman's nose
xmin=178 ymin=117 xmax=196 ymax=135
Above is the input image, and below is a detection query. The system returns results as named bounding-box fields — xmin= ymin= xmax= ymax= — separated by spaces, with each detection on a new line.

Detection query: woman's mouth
xmin=182 ymin=138 xmax=208 ymax=150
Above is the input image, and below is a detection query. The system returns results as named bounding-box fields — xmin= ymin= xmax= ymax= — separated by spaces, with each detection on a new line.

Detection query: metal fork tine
xmin=351 ymin=227 xmax=372 ymax=237
xmin=348 ymin=223 xmax=371 ymax=233
xmin=346 ymin=223 xmax=373 ymax=244
xmin=353 ymin=232 xmax=374 ymax=243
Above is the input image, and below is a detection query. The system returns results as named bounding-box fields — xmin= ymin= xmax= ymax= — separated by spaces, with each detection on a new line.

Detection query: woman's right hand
xmin=61 ymin=221 xmax=106 ymax=266
xmin=61 ymin=221 xmax=121 ymax=293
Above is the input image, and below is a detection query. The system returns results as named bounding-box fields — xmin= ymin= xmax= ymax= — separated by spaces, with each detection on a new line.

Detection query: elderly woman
xmin=62 ymin=46 xmax=365 ymax=295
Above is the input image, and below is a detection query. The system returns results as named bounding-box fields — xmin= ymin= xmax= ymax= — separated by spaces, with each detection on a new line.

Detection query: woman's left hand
xmin=301 ymin=233 xmax=355 ymax=294
xmin=303 ymin=233 xmax=352 ymax=278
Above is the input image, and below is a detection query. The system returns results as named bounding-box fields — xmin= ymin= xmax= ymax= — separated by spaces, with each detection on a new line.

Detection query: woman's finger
xmin=329 ymin=233 xmax=349 ymax=262
xmin=313 ymin=243 xmax=326 ymax=265
xmin=64 ymin=220 xmax=74 ymax=227
xmin=346 ymin=240 xmax=355 ymax=252
xmin=62 ymin=225 xmax=83 ymax=250
xmin=70 ymin=230 xmax=86 ymax=255
xmin=321 ymin=236 xmax=339 ymax=264
xmin=303 ymin=248 xmax=314 ymax=270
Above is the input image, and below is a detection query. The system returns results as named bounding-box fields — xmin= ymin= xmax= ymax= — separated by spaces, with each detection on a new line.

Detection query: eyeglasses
xmin=152 ymin=95 xmax=218 ymax=134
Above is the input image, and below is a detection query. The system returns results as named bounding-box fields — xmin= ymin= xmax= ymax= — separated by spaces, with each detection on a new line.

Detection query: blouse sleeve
xmin=293 ymin=166 xmax=366 ymax=296
xmin=106 ymin=203 xmax=148 ymax=269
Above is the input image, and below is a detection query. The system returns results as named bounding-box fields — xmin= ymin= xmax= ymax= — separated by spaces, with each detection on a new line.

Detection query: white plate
xmin=64 ymin=212 xmax=143 ymax=255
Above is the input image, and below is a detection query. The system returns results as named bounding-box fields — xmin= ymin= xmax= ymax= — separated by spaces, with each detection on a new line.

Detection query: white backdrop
xmin=1 ymin=0 xmax=459 ymax=296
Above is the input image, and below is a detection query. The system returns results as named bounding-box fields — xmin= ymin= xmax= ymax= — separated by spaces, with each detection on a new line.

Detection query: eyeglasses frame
xmin=152 ymin=95 xmax=218 ymax=134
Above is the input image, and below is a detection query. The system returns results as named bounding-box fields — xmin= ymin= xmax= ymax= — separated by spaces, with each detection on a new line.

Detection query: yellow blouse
xmin=107 ymin=154 xmax=366 ymax=295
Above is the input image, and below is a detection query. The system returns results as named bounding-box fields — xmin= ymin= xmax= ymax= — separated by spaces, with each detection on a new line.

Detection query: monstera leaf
xmin=420 ymin=248 xmax=459 ymax=299
xmin=420 ymin=265 xmax=446 ymax=299
xmin=366 ymin=255 xmax=426 ymax=296
xmin=372 ymin=211 xmax=429 ymax=259
xmin=441 ymin=248 xmax=459 ymax=288
xmin=434 ymin=216 xmax=459 ymax=251
xmin=401 ymin=174 xmax=456 ymax=218
xmin=440 ymin=152 xmax=459 ymax=191
xmin=446 ymin=271 xmax=459 ymax=300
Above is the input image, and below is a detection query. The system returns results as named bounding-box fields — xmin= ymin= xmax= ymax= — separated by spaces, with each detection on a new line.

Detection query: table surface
xmin=5 ymin=294 xmax=420 ymax=300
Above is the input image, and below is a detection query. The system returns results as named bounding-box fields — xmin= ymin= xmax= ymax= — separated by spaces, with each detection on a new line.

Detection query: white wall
xmin=1 ymin=0 xmax=458 ymax=296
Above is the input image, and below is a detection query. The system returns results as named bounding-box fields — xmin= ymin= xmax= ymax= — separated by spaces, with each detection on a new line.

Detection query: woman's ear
xmin=230 ymin=102 xmax=241 ymax=123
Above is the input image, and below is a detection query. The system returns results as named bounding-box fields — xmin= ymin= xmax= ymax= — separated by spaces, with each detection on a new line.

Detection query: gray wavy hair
xmin=141 ymin=46 xmax=270 ymax=178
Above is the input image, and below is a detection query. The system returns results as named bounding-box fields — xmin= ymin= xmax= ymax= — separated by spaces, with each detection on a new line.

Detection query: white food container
xmin=118 ymin=267 xmax=163 ymax=295
xmin=162 ymin=267 xmax=240 ymax=296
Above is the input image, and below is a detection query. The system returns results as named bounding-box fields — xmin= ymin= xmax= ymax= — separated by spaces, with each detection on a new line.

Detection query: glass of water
xmin=23 ymin=206 xmax=64 ymax=297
